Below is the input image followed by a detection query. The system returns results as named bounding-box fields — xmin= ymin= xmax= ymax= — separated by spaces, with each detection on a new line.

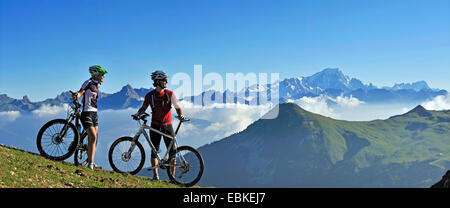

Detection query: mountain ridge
xmin=1 ymin=68 xmax=447 ymax=112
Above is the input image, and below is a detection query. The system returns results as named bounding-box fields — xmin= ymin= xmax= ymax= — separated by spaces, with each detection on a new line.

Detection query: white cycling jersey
xmin=80 ymin=78 xmax=100 ymax=112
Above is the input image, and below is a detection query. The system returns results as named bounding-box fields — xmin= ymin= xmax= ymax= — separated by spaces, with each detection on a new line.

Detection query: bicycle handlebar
xmin=69 ymin=90 xmax=82 ymax=109
xmin=132 ymin=113 xmax=190 ymax=122
xmin=132 ymin=112 xmax=150 ymax=121
xmin=176 ymin=115 xmax=190 ymax=122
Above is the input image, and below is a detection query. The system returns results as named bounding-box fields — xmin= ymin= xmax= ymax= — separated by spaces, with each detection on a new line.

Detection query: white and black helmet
xmin=151 ymin=70 xmax=168 ymax=80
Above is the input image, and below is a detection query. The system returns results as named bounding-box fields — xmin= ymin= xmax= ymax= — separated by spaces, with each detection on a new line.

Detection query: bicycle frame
xmin=58 ymin=99 xmax=87 ymax=150
xmin=130 ymin=119 xmax=183 ymax=168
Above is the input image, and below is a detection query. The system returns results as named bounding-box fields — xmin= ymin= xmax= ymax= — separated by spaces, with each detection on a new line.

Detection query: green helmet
xmin=89 ymin=65 xmax=108 ymax=77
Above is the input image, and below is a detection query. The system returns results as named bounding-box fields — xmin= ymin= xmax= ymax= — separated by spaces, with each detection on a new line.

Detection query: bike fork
xmin=59 ymin=116 xmax=75 ymax=138
xmin=126 ymin=131 xmax=142 ymax=156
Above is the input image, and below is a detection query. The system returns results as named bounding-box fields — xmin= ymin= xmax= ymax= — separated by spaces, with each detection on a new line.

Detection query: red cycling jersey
xmin=138 ymin=89 xmax=180 ymax=126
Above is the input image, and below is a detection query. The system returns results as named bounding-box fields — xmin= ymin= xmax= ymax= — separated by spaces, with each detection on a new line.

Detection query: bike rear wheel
xmin=108 ymin=137 xmax=145 ymax=175
xmin=36 ymin=119 xmax=78 ymax=161
xmin=74 ymin=132 xmax=88 ymax=166
xmin=167 ymin=146 xmax=204 ymax=187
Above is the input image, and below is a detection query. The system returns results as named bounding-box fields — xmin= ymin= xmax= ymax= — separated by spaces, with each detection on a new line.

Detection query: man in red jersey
xmin=135 ymin=70 xmax=185 ymax=180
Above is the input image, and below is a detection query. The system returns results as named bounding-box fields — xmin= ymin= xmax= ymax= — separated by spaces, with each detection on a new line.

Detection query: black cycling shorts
xmin=150 ymin=123 xmax=176 ymax=159
xmin=80 ymin=111 xmax=98 ymax=129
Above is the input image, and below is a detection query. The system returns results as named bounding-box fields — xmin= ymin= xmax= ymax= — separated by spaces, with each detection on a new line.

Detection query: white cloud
xmin=176 ymin=100 xmax=274 ymax=143
xmin=287 ymin=95 xmax=337 ymax=118
xmin=421 ymin=93 xmax=450 ymax=110
xmin=0 ymin=111 xmax=21 ymax=126
xmin=334 ymin=103 xmax=418 ymax=121
xmin=0 ymin=111 xmax=21 ymax=121
xmin=286 ymin=94 xmax=364 ymax=119
xmin=333 ymin=94 xmax=364 ymax=107
xmin=402 ymin=107 xmax=410 ymax=114
xmin=176 ymin=122 xmax=200 ymax=138
xmin=31 ymin=104 xmax=70 ymax=117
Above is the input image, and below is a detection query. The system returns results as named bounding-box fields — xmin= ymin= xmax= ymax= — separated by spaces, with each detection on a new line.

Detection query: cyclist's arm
xmin=137 ymin=93 xmax=151 ymax=115
xmin=74 ymin=80 xmax=90 ymax=98
xmin=175 ymin=107 xmax=183 ymax=116
xmin=172 ymin=93 xmax=183 ymax=116
xmin=74 ymin=89 xmax=85 ymax=98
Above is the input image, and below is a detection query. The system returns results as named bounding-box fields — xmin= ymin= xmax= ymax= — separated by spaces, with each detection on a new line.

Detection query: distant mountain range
xmin=1 ymin=68 xmax=447 ymax=112
xmin=277 ymin=68 xmax=446 ymax=102
xmin=195 ymin=103 xmax=450 ymax=187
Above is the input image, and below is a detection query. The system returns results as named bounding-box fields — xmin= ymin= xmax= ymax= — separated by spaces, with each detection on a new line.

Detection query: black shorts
xmin=150 ymin=123 xmax=176 ymax=158
xmin=80 ymin=111 xmax=98 ymax=129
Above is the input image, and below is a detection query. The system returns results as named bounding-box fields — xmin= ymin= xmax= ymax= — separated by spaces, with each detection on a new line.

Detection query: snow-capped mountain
xmin=236 ymin=68 xmax=445 ymax=103
xmin=273 ymin=68 xmax=361 ymax=100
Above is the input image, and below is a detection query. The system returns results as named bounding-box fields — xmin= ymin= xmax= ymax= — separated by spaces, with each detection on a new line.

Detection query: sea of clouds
xmin=287 ymin=93 xmax=450 ymax=121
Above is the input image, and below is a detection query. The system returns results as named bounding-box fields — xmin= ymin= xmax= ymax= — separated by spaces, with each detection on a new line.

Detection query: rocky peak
xmin=431 ymin=170 xmax=450 ymax=188
xmin=22 ymin=95 xmax=30 ymax=103
xmin=304 ymin=68 xmax=352 ymax=91
xmin=406 ymin=105 xmax=432 ymax=117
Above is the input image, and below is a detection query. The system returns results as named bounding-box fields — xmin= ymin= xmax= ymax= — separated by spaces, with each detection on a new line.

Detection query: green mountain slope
xmin=197 ymin=103 xmax=450 ymax=187
xmin=0 ymin=144 xmax=182 ymax=188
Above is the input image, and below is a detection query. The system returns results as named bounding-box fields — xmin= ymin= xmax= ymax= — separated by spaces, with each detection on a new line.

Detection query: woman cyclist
xmin=72 ymin=65 xmax=108 ymax=170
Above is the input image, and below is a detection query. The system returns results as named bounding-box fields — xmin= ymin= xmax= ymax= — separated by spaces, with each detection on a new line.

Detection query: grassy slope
xmin=0 ymin=144 xmax=183 ymax=188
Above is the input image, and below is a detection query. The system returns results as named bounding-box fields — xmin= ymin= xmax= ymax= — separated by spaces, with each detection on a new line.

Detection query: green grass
xmin=0 ymin=144 xmax=188 ymax=188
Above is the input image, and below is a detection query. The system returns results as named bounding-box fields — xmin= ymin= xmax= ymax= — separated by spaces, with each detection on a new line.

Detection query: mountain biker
xmin=72 ymin=65 xmax=108 ymax=170
xmin=134 ymin=70 xmax=185 ymax=180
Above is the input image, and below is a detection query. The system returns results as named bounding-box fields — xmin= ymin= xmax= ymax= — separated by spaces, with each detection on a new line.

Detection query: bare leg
xmin=86 ymin=126 xmax=98 ymax=164
xmin=151 ymin=157 xmax=159 ymax=178
xmin=171 ymin=159 xmax=176 ymax=177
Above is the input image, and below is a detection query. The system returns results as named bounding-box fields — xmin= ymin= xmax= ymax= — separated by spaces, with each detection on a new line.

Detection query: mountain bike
xmin=36 ymin=91 xmax=90 ymax=166
xmin=108 ymin=113 xmax=204 ymax=187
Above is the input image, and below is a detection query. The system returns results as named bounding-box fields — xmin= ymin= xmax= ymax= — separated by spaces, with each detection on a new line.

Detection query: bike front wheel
xmin=36 ymin=119 xmax=78 ymax=161
xmin=167 ymin=146 xmax=204 ymax=187
xmin=108 ymin=137 xmax=145 ymax=175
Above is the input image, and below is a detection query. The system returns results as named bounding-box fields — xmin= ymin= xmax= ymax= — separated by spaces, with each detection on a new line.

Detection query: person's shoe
xmin=88 ymin=163 xmax=102 ymax=170
xmin=153 ymin=174 xmax=160 ymax=180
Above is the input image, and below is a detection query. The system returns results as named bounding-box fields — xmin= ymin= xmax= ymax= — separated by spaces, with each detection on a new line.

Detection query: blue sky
xmin=1 ymin=0 xmax=449 ymax=101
